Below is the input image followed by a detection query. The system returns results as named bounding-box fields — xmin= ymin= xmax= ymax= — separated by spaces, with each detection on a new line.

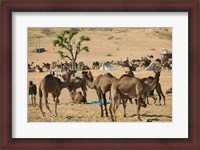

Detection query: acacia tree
xmin=53 ymin=30 xmax=90 ymax=71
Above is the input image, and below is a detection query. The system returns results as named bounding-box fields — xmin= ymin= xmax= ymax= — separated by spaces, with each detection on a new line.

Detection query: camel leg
xmin=114 ymin=95 xmax=120 ymax=114
xmin=109 ymin=100 xmax=116 ymax=121
xmin=81 ymin=86 xmax=87 ymax=99
xmin=52 ymin=94 xmax=55 ymax=102
xmin=39 ymin=96 xmax=45 ymax=116
xmin=97 ymin=90 xmax=103 ymax=117
xmin=137 ymin=96 xmax=142 ymax=121
xmin=54 ymin=98 xmax=58 ymax=116
xmin=82 ymin=89 xmax=87 ymax=99
xmin=146 ymin=96 xmax=149 ymax=105
xmin=156 ymin=84 xmax=166 ymax=106
xmin=128 ymin=98 xmax=133 ymax=104
xmin=44 ymin=94 xmax=53 ymax=115
xmin=134 ymin=99 xmax=137 ymax=105
xmin=122 ymin=98 xmax=128 ymax=117
xmin=102 ymin=93 xmax=109 ymax=117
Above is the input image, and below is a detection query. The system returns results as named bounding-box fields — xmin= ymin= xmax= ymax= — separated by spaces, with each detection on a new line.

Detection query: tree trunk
xmin=72 ymin=60 xmax=76 ymax=77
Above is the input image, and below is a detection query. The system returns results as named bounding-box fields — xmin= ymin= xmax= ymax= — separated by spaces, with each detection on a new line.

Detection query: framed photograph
xmin=1 ymin=0 xmax=199 ymax=149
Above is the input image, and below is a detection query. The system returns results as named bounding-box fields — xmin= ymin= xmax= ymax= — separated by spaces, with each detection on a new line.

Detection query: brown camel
xmin=70 ymin=91 xmax=87 ymax=104
xmin=38 ymin=71 xmax=73 ymax=116
xmin=125 ymin=70 xmax=165 ymax=105
xmin=42 ymin=62 xmax=51 ymax=71
xmin=82 ymin=71 xmax=117 ymax=117
xmin=110 ymin=71 xmax=160 ymax=121
xmin=92 ymin=61 xmax=100 ymax=69
xmin=68 ymin=76 xmax=87 ymax=99
xmin=142 ymin=76 xmax=165 ymax=106
xmin=28 ymin=62 xmax=34 ymax=72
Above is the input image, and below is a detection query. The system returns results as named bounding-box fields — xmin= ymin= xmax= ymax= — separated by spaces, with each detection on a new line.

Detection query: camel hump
xmin=104 ymin=73 xmax=115 ymax=78
xmin=119 ymin=74 xmax=132 ymax=80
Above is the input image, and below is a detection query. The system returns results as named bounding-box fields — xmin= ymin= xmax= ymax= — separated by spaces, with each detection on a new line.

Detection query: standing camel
xmin=38 ymin=70 xmax=73 ymax=116
xmin=82 ymin=71 xmax=117 ymax=117
xmin=142 ymin=76 xmax=165 ymax=106
xmin=126 ymin=70 xmax=165 ymax=105
xmin=110 ymin=71 xmax=160 ymax=121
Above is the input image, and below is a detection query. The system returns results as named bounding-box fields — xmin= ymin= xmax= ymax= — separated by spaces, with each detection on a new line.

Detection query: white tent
xmin=99 ymin=62 xmax=114 ymax=70
xmin=144 ymin=62 xmax=160 ymax=72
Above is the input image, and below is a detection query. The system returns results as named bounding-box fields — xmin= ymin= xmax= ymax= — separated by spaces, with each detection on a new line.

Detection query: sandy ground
xmin=28 ymin=28 xmax=172 ymax=122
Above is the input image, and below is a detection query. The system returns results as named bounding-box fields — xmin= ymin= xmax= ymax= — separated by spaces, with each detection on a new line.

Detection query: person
xmin=29 ymin=81 xmax=37 ymax=106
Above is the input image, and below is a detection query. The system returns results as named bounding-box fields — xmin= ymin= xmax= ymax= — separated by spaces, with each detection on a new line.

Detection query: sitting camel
xmin=38 ymin=70 xmax=73 ymax=116
xmin=110 ymin=71 xmax=160 ymax=121
xmin=68 ymin=76 xmax=87 ymax=99
xmin=28 ymin=62 xmax=34 ymax=72
xmin=42 ymin=62 xmax=51 ymax=71
xmin=70 ymin=91 xmax=87 ymax=104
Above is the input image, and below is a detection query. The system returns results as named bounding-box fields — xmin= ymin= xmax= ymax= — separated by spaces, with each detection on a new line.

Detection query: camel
xmin=68 ymin=76 xmax=87 ymax=99
xmin=142 ymin=76 xmax=165 ymax=106
xmin=92 ymin=61 xmax=100 ymax=69
xmin=38 ymin=70 xmax=73 ymax=116
xmin=70 ymin=91 xmax=87 ymax=104
xmin=125 ymin=70 xmax=165 ymax=106
xmin=34 ymin=65 xmax=43 ymax=73
xmin=82 ymin=71 xmax=117 ymax=117
xmin=109 ymin=71 xmax=160 ymax=121
xmin=28 ymin=62 xmax=34 ymax=72
xmin=42 ymin=62 xmax=51 ymax=71
xmin=162 ymin=62 xmax=172 ymax=72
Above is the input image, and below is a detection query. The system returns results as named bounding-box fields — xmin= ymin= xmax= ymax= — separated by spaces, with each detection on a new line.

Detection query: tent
xmin=144 ymin=62 xmax=160 ymax=72
xmin=32 ymin=48 xmax=45 ymax=53
xmin=99 ymin=62 xmax=114 ymax=70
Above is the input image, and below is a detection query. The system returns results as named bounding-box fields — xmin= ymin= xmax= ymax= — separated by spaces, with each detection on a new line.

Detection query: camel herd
xmin=28 ymin=54 xmax=172 ymax=74
xmin=36 ymin=67 xmax=171 ymax=122
xmin=29 ymin=53 xmax=172 ymax=122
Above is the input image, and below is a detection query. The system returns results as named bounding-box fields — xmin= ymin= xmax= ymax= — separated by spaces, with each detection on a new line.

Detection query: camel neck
xmin=83 ymin=75 xmax=95 ymax=89
xmin=61 ymin=81 xmax=70 ymax=89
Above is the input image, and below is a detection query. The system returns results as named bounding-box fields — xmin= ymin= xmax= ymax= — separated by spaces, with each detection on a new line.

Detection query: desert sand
xmin=28 ymin=28 xmax=172 ymax=122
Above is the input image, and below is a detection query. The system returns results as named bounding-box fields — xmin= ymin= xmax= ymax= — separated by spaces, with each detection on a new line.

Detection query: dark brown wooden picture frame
xmin=1 ymin=0 xmax=199 ymax=149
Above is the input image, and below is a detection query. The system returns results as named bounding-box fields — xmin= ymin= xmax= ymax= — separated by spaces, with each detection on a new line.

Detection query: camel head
xmin=82 ymin=71 xmax=88 ymax=77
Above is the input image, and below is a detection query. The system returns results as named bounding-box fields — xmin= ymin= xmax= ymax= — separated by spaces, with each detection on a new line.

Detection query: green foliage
xmin=58 ymin=50 xmax=65 ymax=59
xmin=80 ymin=36 xmax=90 ymax=41
xmin=81 ymin=46 xmax=89 ymax=52
xmin=53 ymin=30 xmax=91 ymax=64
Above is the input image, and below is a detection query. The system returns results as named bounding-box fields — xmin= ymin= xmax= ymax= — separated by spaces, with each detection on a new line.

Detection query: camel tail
xmin=38 ymin=83 xmax=45 ymax=116
xmin=39 ymin=84 xmax=42 ymax=98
